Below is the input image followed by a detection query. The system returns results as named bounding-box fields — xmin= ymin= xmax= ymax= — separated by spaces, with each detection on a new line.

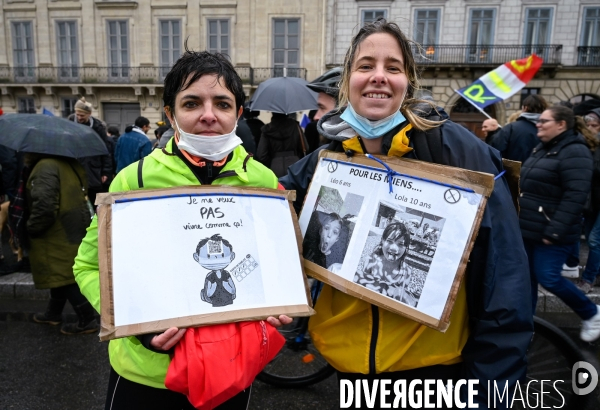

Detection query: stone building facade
xmin=324 ymin=0 xmax=600 ymax=136
xmin=0 ymin=0 xmax=326 ymax=131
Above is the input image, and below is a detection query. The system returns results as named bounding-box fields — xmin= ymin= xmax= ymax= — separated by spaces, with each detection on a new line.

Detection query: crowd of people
xmin=485 ymin=93 xmax=600 ymax=341
xmin=1 ymin=14 xmax=599 ymax=409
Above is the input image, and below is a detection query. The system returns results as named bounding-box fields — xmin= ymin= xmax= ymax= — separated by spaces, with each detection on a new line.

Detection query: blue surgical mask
xmin=340 ymin=103 xmax=406 ymax=140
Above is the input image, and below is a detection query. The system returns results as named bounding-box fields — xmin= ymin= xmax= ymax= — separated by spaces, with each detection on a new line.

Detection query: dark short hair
xmin=107 ymin=126 xmax=120 ymax=137
xmin=522 ymin=95 xmax=548 ymax=114
xmin=546 ymin=105 xmax=575 ymax=130
xmin=163 ymin=42 xmax=245 ymax=115
xmin=134 ymin=116 xmax=150 ymax=128
xmin=195 ymin=234 xmax=233 ymax=254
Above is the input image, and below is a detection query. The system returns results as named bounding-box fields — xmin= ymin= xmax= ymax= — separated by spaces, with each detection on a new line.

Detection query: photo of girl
xmin=354 ymin=202 xmax=446 ymax=307
xmin=354 ymin=222 xmax=414 ymax=304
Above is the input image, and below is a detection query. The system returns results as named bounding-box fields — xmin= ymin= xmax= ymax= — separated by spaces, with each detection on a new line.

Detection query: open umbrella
xmin=249 ymin=77 xmax=318 ymax=114
xmin=0 ymin=114 xmax=108 ymax=158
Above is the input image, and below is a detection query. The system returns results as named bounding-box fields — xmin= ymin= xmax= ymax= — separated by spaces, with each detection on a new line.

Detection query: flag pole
xmin=452 ymin=90 xmax=502 ymax=128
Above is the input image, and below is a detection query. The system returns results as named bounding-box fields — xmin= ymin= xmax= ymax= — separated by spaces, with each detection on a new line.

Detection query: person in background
xmin=73 ymin=49 xmax=291 ymax=409
xmin=585 ymin=109 xmax=600 ymax=135
xmin=255 ymin=112 xmax=307 ymax=177
xmin=68 ymin=98 xmax=113 ymax=206
xmin=236 ymin=115 xmax=257 ymax=154
xmin=26 ymin=153 xmax=98 ymax=335
xmin=482 ymin=118 xmax=500 ymax=145
xmin=306 ymin=67 xmax=342 ymax=149
xmin=243 ymin=105 xmax=265 ymax=148
xmin=519 ymin=106 xmax=600 ymax=341
xmin=280 ymin=18 xmax=532 ymax=407
xmin=491 ymin=94 xmax=548 ymax=162
xmin=107 ymin=126 xmax=121 ymax=142
xmin=576 ymin=112 xmax=600 ymax=293
xmin=114 ymin=116 xmax=153 ymax=174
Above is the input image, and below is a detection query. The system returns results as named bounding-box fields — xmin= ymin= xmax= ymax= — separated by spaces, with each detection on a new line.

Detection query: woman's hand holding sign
xmin=150 ymin=315 xmax=293 ymax=351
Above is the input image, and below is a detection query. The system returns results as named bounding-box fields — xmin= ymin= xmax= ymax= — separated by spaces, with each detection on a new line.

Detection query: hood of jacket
xmin=316 ymin=104 xmax=450 ymax=143
xmin=261 ymin=116 xmax=299 ymax=140
xmin=518 ymin=112 xmax=540 ymax=124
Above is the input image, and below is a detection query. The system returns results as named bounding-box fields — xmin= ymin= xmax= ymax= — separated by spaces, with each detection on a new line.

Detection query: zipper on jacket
xmin=207 ymin=162 xmax=213 ymax=178
xmin=538 ymin=206 xmax=552 ymax=222
xmin=369 ymin=305 xmax=379 ymax=374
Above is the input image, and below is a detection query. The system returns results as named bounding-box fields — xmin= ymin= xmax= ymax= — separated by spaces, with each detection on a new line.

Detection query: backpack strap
xmin=137 ymin=158 xmax=144 ymax=188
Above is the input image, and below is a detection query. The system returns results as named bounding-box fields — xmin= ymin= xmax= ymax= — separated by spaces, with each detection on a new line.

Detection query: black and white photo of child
xmin=354 ymin=202 xmax=446 ymax=307
xmin=302 ymin=186 xmax=364 ymax=272
xmin=303 ymin=212 xmax=348 ymax=271
xmin=194 ymin=234 xmax=237 ymax=307
xmin=354 ymin=222 xmax=415 ymax=305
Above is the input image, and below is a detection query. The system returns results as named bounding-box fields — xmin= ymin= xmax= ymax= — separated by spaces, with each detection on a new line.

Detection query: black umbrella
xmin=0 ymin=114 xmax=108 ymax=158
xmin=249 ymin=77 xmax=318 ymax=114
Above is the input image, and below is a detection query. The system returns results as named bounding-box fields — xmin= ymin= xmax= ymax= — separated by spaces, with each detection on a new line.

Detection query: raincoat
xmin=279 ymin=106 xmax=533 ymax=408
xmin=73 ymin=140 xmax=278 ymax=388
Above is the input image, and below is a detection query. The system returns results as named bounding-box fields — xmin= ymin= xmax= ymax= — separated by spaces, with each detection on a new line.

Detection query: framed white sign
xmin=298 ymin=151 xmax=494 ymax=331
xmin=97 ymin=186 xmax=313 ymax=341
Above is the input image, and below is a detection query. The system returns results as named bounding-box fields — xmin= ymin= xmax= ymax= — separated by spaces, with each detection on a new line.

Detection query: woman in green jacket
xmin=74 ymin=49 xmax=291 ymax=410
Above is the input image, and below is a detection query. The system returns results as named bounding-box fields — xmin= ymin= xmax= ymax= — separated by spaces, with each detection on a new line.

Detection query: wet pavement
xmin=2 ymin=239 xmax=600 ymax=409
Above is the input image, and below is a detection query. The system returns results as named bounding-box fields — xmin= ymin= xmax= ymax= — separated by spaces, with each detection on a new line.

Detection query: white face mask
xmin=173 ymin=117 xmax=242 ymax=161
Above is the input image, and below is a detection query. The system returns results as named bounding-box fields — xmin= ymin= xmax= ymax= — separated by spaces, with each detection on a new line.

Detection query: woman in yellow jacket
xmin=280 ymin=19 xmax=532 ymax=409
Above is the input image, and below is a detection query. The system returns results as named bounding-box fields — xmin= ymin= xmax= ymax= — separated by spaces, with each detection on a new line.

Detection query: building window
xmin=520 ymin=88 xmax=540 ymax=106
xmin=207 ymin=19 xmax=229 ymax=56
xmin=579 ymin=8 xmax=600 ymax=66
xmin=62 ymin=97 xmax=78 ymax=118
xmin=107 ymin=20 xmax=129 ymax=79
xmin=467 ymin=9 xmax=496 ymax=63
xmin=12 ymin=21 xmax=35 ymax=78
xmin=57 ymin=21 xmax=79 ymax=79
xmin=272 ymin=19 xmax=300 ymax=77
xmin=362 ymin=10 xmax=386 ymax=26
xmin=18 ymin=97 xmax=36 ymax=113
xmin=160 ymin=20 xmax=181 ymax=78
xmin=524 ymin=8 xmax=552 ymax=59
xmin=414 ymin=10 xmax=440 ymax=45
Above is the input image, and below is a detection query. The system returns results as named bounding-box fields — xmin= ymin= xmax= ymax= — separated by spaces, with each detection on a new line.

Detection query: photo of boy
xmin=303 ymin=212 xmax=347 ymax=271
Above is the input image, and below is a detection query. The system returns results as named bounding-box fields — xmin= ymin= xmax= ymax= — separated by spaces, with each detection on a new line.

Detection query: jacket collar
xmin=533 ymin=129 xmax=585 ymax=154
xmin=151 ymin=138 xmax=250 ymax=183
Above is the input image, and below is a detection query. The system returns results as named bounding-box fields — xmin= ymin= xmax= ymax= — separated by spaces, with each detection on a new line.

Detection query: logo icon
xmin=572 ymin=361 xmax=598 ymax=395
xmin=327 ymin=161 xmax=338 ymax=173
xmin=444 ymin=189 xmax=461 ymax=204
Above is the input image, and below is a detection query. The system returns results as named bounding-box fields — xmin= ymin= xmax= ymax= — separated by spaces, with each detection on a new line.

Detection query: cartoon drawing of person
xmin=194 ymin=234 xmax=237 ymax=307
xmin=354 ymin=222 xmax=413 ymax=303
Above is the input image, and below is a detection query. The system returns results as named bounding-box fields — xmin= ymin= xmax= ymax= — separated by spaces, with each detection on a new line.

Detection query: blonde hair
xmin=576 ymin=116 xmax=599 ymax=151
xmin=337 ymin=19 xmax=443 ymax=132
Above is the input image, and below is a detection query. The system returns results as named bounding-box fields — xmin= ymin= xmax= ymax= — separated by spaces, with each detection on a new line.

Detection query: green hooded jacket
xmin=27 ymin=157 xmax=91 ymax=289
xmin=73 ymin=140 xmax=278 ymax=388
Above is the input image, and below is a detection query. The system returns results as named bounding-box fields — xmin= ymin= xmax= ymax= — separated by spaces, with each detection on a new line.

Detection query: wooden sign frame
xmin=299 ymin=151 xmax=495 ymax=331
xmin=96 ymin=186 xmax=314 ymax=341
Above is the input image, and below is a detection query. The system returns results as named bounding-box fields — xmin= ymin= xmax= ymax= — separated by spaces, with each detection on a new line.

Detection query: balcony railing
xmin=0 ymin=66 xmax=307 ymax=86
xmin=577 ymin=47 xmax=600 ymax=67
xmin=412 ymin=44 xmax=562 ymax=65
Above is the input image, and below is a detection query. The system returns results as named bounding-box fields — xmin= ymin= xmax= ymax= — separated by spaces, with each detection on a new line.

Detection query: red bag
xmin=165 ymin=321 xmax=285 ymax=409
